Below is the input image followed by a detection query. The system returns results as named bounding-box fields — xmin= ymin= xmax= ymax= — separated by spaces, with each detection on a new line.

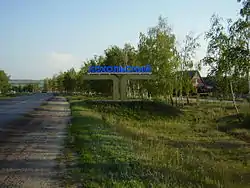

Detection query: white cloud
xmin=46 ymin=52 xmax=82 ymax=75
xmin=50 ymin=52 xmax=75 ymax=64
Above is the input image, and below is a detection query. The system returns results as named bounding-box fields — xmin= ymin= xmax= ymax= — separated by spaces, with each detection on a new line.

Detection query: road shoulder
xmin=0 ymin=96 xmax=71 ymax=187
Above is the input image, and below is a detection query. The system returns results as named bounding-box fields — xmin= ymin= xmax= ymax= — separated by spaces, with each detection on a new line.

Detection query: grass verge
xmin=0 ymin=92 xmax=34 ymax=100
xmin=64 ymin=96 xmax=250 ymax=187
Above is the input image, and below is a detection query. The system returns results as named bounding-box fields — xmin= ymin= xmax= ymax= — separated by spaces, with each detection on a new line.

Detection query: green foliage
xmin=63 ymin=97 xmax=250 ymax=187
xmin=178 ymin=33 xmax=201 ymax=100
xmin=137 ymin=16 xmax=180 ymax=97
xmin=0 ymin=70 xmax=10 ymax=94
xmin=237 ymin=0 xmax=250 ymax=18
xmin=202 ymin=12 xmax=250 ymax=98
xmin=46 ymin=6 xmax=248 ymax=103
xmin=45 ymin=16 xmax=202 ymax=103
xmin=22 ymin=84 xmax=38 ymax=92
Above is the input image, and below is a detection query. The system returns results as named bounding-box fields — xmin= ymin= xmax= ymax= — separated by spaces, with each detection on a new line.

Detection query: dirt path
xmin=0 ymin=96 xmax=70 ymax=188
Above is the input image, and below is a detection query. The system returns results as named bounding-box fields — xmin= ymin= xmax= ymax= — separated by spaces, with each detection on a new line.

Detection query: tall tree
xmin=137 ymin=16 xmax=179 ymax=103
xmin=237 ymin=0 xmax=250 ymax=94
xmin=122 ymin=43 xmax=138 ymax=98
xmin=43 ymin=78 xmax=49 ymax=91
xmin=0 ymin=70 xmax=10 ymax=94
xmin=203 ymin=14 xmax=249 ymax=115
xmin=178 ymin=32 xmax=201 ymax=104
xmin=57 ymin=72 xmax=65 ymax=93
xmin=62 ymin=68 xmax=77 ymax=93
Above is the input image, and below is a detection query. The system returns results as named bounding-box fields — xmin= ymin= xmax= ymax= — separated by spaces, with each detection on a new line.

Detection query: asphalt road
xmin=0 ymin=93 xmax=54 ymax=128
xmin=0 ymin=96 xmax=71 ymax=187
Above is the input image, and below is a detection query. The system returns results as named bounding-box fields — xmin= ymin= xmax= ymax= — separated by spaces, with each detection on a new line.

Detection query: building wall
xmin=191 ymin=72 xmax=204 ymax=88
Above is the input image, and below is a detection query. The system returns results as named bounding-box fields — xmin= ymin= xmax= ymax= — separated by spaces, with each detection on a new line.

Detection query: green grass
xmin=0 ymin=92 xmax=33 ymax=100
xmin=0 ymin=96 xmax=12 ymax=100
xmin=0 ymin=93 xmax=16 ymax=99
xmin=63 ymin=96 xmax=250 ymax=188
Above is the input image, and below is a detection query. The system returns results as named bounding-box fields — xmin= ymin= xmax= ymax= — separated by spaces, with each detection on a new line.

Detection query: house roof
xmin=175 ymin=70 xmax=215 ymax=89
xmin=202 ymin=77 xmax=216 ymax=87
xmin=177 ymin=70 xmax=215 ymax=87
xmin=186 ymin=70 xmax=198 ymax=78
xmin=177 ymin=70 xmax=202 ymax=79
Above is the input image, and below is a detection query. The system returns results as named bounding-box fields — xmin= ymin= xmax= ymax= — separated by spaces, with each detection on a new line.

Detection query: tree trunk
xmin=229 ymin=81 xmax=241 ymax=120
xmin=148 ymin=91 xmax=150 ymax=99
xmin=186 ymin=93 xmax=190 ymax=105
xmin=175 ymin=90 xmax=178 ymax=106
xmin=196 ymin=93 xmax=200 ymax=106
xmin=247 ymin=69 xmax=250 ymax=109
xmin=180 ymin=89 xmax=184 ymax=107
xmin=170 ymin=95 xmax=174 ymax=106
xmin=246 ymin=15 xmax=250 ymax=96
xmin=127 ymin=80 xmax=131 ymax=98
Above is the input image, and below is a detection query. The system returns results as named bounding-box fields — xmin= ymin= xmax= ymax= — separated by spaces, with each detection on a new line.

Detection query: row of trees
xmin=0 ymin=70 xmax=41 ymax=94
xmin=44 ymin=17 xmax=202 ymax=103
xmin=11 ymin=84 xmax=40 ymax=93
xmin=45 ymin=1 xmax=249 ymax=105
xmin=202 ymin=0 xmax=250 ymax=112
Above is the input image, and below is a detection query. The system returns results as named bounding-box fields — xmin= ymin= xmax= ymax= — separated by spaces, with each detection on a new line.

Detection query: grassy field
xmin=62 ymin=95 xmax=250 ymax=188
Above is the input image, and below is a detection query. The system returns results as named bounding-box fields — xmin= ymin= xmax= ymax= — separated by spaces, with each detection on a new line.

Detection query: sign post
xmin=85 ymin=65 xmax=153 ymax=100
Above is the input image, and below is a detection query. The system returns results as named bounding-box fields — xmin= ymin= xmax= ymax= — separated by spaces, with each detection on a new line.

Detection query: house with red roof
xmin=178 ymin=70 xmax=214 ymax=93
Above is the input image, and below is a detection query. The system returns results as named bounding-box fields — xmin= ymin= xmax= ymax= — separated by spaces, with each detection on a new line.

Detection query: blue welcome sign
xmin=88 ymin=65 xmax=152 ymax=74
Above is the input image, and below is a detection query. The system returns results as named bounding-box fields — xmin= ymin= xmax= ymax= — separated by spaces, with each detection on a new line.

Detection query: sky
xmin=0 ymin=0 xmax=243 ymax=79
